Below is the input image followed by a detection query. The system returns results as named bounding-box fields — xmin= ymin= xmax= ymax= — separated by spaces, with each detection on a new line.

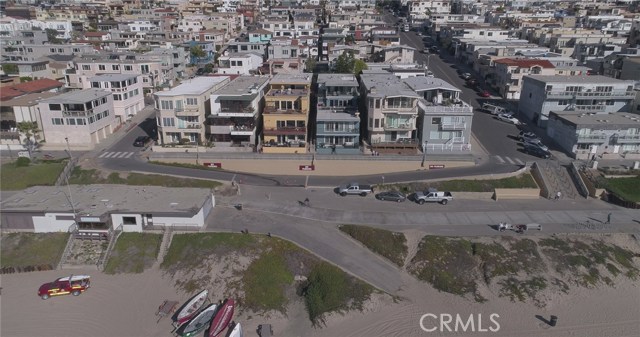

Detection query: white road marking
xmin=494 ymin=155 xmax=505 ymax=164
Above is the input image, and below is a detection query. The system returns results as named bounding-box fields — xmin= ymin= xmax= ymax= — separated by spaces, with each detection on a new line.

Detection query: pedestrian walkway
xmin=493 ymin=155 xmax=525 ymax=165
xmin=98 ymin=151 xmax=136 ymax=159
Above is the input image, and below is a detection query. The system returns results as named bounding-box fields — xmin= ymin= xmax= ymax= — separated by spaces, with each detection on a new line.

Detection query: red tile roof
xmin=494 ymin=58 xmax=555 ymax=68
xmin=12 ymin=78 xmax=64 ymax=94
xmin=84 ymin=31 xmax=109 ymax=37
xmin=0 ymin=87 xmax=25 ymax=101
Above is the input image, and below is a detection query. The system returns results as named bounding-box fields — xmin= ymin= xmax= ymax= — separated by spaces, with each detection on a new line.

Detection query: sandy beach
xmin=1 ymin=263 xmax=638 ymax=337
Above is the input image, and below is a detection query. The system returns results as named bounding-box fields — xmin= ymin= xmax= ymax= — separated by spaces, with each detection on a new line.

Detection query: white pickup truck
xmin=338 ymin=183 xmax=374 ymax=197
xmin=413 ymin=189 xmax=453 ymax=205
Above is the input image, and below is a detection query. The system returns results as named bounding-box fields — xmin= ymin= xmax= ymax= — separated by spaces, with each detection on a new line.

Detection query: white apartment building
xmin=87 ymin=74 xmax=145 ymax=123
xmin=38 ymin=89 xmax=117 ymax=148
xmin=154 ymin=76 xmax=231 ymax=145
xmin=409 ymin=0 xmax=452 ymax=20
xmin=216 ymin=53 xmax=263 ymax=75
xmin=519 ymin=75 xmax=637 ymax=128
xmin=209 ymin=76 xmax=269 ymax=147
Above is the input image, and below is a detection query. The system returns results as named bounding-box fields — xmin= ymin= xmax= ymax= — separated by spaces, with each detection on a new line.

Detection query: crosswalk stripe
xmin=98 ymin=152 xmax=109 ymax=158
xmin=117 ymin=152 xmax=128 ymax=158
xmin=505 ymin=157 xmax=515 ymax=164
xmin=124 ymin=152 xmax=134 ymax=158
xmin=494 ymin=155 xmax=505 ymax=164
xmin=111 ymin=152 xmax=123 ymax=158
xmin=515 ymin=158 xmax=524 ymax=165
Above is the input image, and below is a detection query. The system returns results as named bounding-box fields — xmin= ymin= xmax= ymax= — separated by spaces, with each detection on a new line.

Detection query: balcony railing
xmin=616 ymin=134 xmax=640 ymax=143
xmin=384 ymin=123 xmax=414 ymax=131
xmin=0 ymin=130 xmax=20 ymax=140
xmin=177 ymin=123 xmax=201 ymax=129
xmin=63 ymin=108 xmax=94 ymax=117
xmin=175 ymin=107 xmax=200 ymax=116
xmin=441 ymin=122 xmax=467 ymax=130
xmin=266 ymin=88 xmax=308 ymax=96
xmin=263 ymin=126 xmax=307 ymax=136
xmin=572 ymin=105 xmax=606 ymax=112
xmin=545 ymin=90 xmax=636 ymax=99
xmin=576 ymin=134 xmax=607 ymax=143
xmin=263 ymin=107 xmax=306 ymax=114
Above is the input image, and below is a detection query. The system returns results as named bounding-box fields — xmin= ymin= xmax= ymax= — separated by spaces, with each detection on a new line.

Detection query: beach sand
xmin=1 ymin=266 xmax=638 ymax=337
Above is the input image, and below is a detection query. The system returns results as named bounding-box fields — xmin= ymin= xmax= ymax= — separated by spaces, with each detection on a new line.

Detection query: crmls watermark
xmin=419 ymin=313 xmax=501 ymax=333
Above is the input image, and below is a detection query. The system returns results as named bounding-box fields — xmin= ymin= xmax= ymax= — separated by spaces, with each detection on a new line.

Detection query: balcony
xmin=177 ymin=123 xmax=201 ymax=129
xmin=266 ymin=88 xmax=308 ymax=97
xmin=576 ymin=134 xmax=607 ymax=143
xmin=263 ymin=126 xmax=307 ymax=136
xmin=175 ymin=106 xmax=200 ymax=116
xmin=263 ymin=107 xmax=306 ymax=115
xmin=381 ymin=106 xmax=415 ymax=114
xmin=218 ymin=106 xmax=255 ymax=117
xmin=384 ymin=123 xmax=414 ymax=131
xmin=441 ymin=122 xmax=467 ymax=130
xmin=0 ymin=130 xmax=20 ymax=140
xmin=63 ymin=108 xmax=94 ymax=117
xmin=573 ymin=105 xmax=606 ymax=112
xmin=545 ymin=90 xmax=636 ymax=99
xmin=616 ymin=134 xmax=640 ymax=144
xmin=231 ymin=125 xmax=255 ymax=136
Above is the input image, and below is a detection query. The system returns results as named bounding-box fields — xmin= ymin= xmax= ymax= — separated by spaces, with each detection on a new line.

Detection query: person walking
xmin=555 ymin=191 xmax=562 ymax=200
xmin=606 ymin=212 xmax=612 ymax=224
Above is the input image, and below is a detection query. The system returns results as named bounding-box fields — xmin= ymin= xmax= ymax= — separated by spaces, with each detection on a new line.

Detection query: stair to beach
xmin=540 ymin=161 xmax=580 ymax=199
xmin=154 ymin=228 xmax=173 ymax=268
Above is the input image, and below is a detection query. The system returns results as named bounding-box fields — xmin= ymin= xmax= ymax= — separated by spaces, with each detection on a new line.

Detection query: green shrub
xmin=15 ymin=157 xmax=31 ymax=167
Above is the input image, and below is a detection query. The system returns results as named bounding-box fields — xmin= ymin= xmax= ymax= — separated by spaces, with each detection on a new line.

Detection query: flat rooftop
xmin=553 ymin=112 xmax=640 ymax=128
xmin=317 ymin=74 xmax=358 ymax=87
xmin=2 ymin=92 xmax=59 ymax=106
xmin=155 ymin=76 xmax=230 ymax=97
xmin=42 ymin=88 xmax=111 ymax=104
xmin=0 ymin=185 xmax=212 ymax=216
xmin=404 ymin=77 xmax=460 ymax=92
xmin=527 ymin=75 xmax=634 ymax=84
xmin=269 ymin=73 xmax=312 ymax=85
xmin=360 ymin=74 xmax=420 ymax=98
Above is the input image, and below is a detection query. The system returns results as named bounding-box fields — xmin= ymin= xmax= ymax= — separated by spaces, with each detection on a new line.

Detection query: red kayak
xmin=208 ymin=299 xmax=235 ymax=337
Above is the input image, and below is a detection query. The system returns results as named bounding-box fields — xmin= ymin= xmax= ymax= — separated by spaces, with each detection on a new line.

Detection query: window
xmin=98 ymin=65 xmax=105 ymax=71
xmin=161 ymin=100 xmax=174 ymax=110
xmin=49 ymin=104 xmax=61 ymax=110
xmin=432 ymin=117 xmax=441 ymax=124
xmin=162 ymin=117 xmax=175 ymax=127
xmin=67 ymin=118 xmax=76 ymax=125
xmin=374 ymin=119 xmax=379 ymax=128
xmin=91 ymin=82 xmax=100 ymax=88
xmin=82 ymin=65 xmax=91 ymax=70
xmin=606 ymin=100 xmax=614 ymax=106
xmin=76 ymin=118 xmax=86 ymax=125
xmin=122 ymin=216 xmax=137 ymax=225
xmin=375 ymin=99 xmax=380 ymax=109
xmin=237 ymin=61 xmax=243 ymax=66
xmin=124 ymin=65 xmax=133 ymax=71
xmin=558 ymin=100 xmax=569 ymax=105
xmin=52 ymin=118 xmax=64 ymax=125
xmin=113 ymin=94 xmax=121 ymax=101
xmin=112 ymin=65 xmax=120 ymax=71
xmin=186 ymin=98 xmax=198 ymax=105
xmin=283 ymin=49 xmax=289 ymax=55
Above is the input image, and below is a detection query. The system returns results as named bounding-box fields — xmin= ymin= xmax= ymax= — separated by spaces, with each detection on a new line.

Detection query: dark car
xmin=429 ymin=46 xmax=439 ymax=53
xmin=479 ymin=90 xmax=491 ymax=97
xmin=523 ymin=144 xmax=551 ymax=159
xmin=133 ymin=135 xmax=150 ymax=147
xmin=375 ymin=191 xmax=407 ymax=202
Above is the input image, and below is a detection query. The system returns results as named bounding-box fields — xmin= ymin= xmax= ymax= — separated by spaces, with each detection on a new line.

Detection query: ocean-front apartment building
xmin=261 ymin=73 xmax=312 ymax=153
xmin=519 ymin=75 xmax=637 ymax=128
xmin=359 ymin=73 xmax=421 ymax=148
xmin=154 ymin=76 xmax=230 ymax=145
xmin=209 ymin=76 xmax=269 ymax=148
xmin=38 ymin=88 xmax=117 ymax=149
xmin=86 ymin=74 xmax=144 ymax=123
xmin=315 ymin=74 xmax=361 ymax=155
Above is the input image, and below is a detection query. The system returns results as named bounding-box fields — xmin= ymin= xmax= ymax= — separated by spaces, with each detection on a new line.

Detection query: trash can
xmin=549 ymin=315 xmax=558 ymax=327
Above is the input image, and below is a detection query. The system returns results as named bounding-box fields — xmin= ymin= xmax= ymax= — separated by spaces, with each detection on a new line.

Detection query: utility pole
xmin=64 ymin=137 xmax=77 ymax=220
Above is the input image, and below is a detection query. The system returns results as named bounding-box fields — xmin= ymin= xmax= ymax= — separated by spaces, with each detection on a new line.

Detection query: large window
xmin=386 ymin=97 xmax=411 ymax=109
xmin=49 ymin=104 xmax=61 ymax=110
xmin=160 ymin=100 xmax=174 ymax=110
xmin=82 ymin=65 xmax=91 ymax=70
xmin=186 ymin=98 xmax=198 ymax=105
xmin=52 ymin=118 xmax=64 ymax=125
xmin=162 ymin=117 xmax=175 ymax=127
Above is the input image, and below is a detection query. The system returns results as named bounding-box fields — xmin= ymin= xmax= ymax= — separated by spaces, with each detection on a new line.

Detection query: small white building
xmin=216 ymin=53 xmax=263 ymax=75
xmin=38 ymin=88 xmax=117 ymax=148
xmin=0 ymin=185 xmax=216 ymax=233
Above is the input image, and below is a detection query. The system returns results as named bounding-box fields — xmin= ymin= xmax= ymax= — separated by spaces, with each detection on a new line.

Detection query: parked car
xmin=518 ymin=131 xmax=540 ymax=142
xmin=481 ymin=103 xmax=506 ymax=115
xmin=479 ymin=90 xmax=491 ymax=97
xmin=496 ymin=113 xmax=522 ymax=125
xmin=375 ymin=190 xmax=407 ymax=202
xmin=461 ymin=72 xmax=472 ymax=80
xmin=38 ymin=275 xmax=91 ymax=300
xmin=523 ymin=144 xmax=551 ymax=159
xmin=523 ymin=138 xmax=549 ymax=151
xmin=429 ymin=46 xmax=439 ymax=53
xmin=133 ymin=135 xmax=150 ymax=147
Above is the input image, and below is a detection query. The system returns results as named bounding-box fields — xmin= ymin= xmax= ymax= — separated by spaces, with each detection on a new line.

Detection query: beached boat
xmin=208 ymin=299 xmax=235 ymax=337
xmin=172 ymin=289 xmax=209 ymax=327
xmin=225 ymin=322 xmax=243 ymax=337
xmin=176 ymin=303 xmax=218 ymax=337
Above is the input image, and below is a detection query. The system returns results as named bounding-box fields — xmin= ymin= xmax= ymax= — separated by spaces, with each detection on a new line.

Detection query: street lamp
xmin=421 ymin=141 xmax=428 ymax=167
xmin=64 ymin=137 xmax=77 ymax=220
xmin=426 ymin=54 xmax=431 ymax=70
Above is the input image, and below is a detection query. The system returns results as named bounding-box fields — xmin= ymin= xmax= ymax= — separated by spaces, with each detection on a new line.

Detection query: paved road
xmin=209 ymin=184 xmax=640 ymax=294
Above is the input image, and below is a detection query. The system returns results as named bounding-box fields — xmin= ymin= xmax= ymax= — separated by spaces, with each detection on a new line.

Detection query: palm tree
xmin=16 ymin=121 xmax=41 ymax=157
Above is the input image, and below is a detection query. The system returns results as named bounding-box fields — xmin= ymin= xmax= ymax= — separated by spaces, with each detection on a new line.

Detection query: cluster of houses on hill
xmin=0 ymin=0 xmax=639 ymax=159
